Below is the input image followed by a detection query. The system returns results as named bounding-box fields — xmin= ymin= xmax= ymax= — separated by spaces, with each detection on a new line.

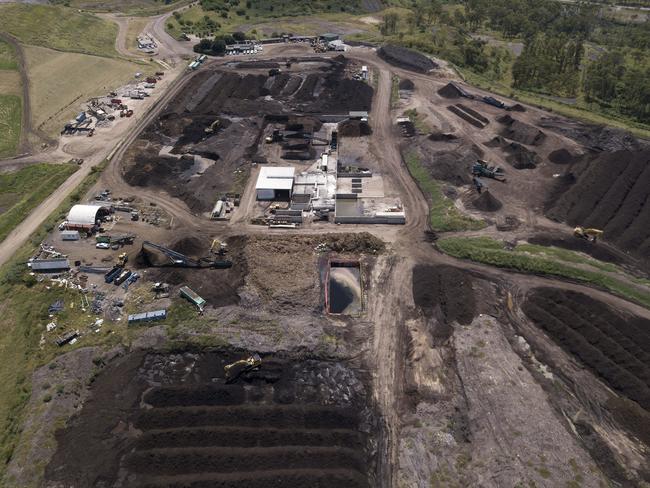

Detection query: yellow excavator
xmin=574 ymin=227 xmax=603 ymax=243
xmin=116 ymin=252 xmax=128 ymax=266
xmin=225 ymin=353 xmax=261 ymax=383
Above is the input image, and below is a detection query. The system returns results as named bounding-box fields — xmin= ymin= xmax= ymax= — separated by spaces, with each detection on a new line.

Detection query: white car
xmin=96 ymin=242 xmax=110 ymax=249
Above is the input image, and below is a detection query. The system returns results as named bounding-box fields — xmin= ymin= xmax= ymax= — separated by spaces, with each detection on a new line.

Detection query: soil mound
xmin=548 ymin=148 xmax=577 ymax=164
xmin=539 ymin=118 xmax=644 ymax=152
xmin=398 ymin=79 xmax=414 ymax=90
xmin=429 ymin=132 xmax=459 ymax=142
xmin=378 ymin=45 xmax=437 ymax=73
xmin=546 ymin=149 xmax=650 ymax=260
xmin=438 ymin=82 xmax=462 ymax=99
xmin=45 ymin=352 xmax=374 ymax=487
xmin=523 ymin=288 xmax=650 ymax=409
xmin=473 ymin=191 xmax=502 ymax=212
xmin=339 ymin=120 xmax=372 ymax=137
xmin=484 ymin=136 xmax=508 ymax=148
xmin=508 ymin=103 xmax=526 ymax=112
xmin=412 ymin=264 xmax=476 ymax=325
xmin=171 ymin=236 xmax=206 ymax=257
xmin=417 ymin=143 xmax=484 ymax=186
xmin=506 ymin=142 xmax=539 ymax=169
xmin=498 ymin=115 xmax=546 ymax=145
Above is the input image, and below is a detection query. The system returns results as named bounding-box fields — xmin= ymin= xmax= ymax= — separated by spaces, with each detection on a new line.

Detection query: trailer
xmin=180 ymin=286 xmax=206 ymax=311
xmin=104 ymin=265 xmax=123 ymax=283
xmin=114 ymin=269 xmax=132 ymax=286
xmin=128 ymin=309 xmax=167 ymax=325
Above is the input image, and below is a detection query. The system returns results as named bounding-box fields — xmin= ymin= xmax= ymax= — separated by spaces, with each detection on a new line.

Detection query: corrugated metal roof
xmin=67 ymin=204 xmax=109 ymax=225
xmin=30 ymin=259 xmax=70 ymax=271
xmin=255 ymin=166 xmax=295 ymax=191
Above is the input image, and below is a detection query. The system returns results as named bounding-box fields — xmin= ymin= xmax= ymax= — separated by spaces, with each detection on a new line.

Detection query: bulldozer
xmin=574 ymin=227 xmax=603 ymax=243
xmin=472 ymin=159 xmax=506 ymax=182
xmin=225 ymin=353 xmax=261 ymax=383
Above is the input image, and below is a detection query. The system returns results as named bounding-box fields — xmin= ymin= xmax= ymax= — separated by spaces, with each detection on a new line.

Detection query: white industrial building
xmin=65 ymin=204 xmax=111 ymax=230
xmin=255 ymin=166 xmax=295 ymax=200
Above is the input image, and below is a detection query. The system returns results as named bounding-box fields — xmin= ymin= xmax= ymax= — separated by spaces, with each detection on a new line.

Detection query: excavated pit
xmin=44 ymin=351 xmax=378 ymax=488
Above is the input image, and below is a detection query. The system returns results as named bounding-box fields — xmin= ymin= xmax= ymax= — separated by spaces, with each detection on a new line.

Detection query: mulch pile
xmin=546 ymin=149 xmax=650 ymax=260
xmin=378 ymin=45 xmax=437 ymax=73
xmin=548 ymin=148 xmax=578 ymax=164
xmin=497 ymin=114 xmax=546 ymax=146
xmin=473 ymin=191 xmax=502 ymax=212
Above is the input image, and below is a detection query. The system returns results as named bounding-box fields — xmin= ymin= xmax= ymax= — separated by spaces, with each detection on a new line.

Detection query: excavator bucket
xmin=224 ymin=353 xmax=262 ymax=383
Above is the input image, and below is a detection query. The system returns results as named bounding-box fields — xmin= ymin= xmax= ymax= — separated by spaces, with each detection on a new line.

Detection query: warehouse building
xmin=255 ymin=166 xmax=295 ymax=200
xmin=65 ymin=204 xmax=111 ymax=231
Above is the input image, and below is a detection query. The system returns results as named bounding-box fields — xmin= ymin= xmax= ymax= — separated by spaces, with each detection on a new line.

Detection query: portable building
xmin=255 ymin=166 xmax=295 ymax=200
xmin=180 ymin=286 xmax=206 ymax=310
xmin=61 ymin=230 xmax=80 ymax=241
xmin=128 ymin=309 xmax=167 ymax=324
xmin=29 ymin=258 xmax=70 ymax=272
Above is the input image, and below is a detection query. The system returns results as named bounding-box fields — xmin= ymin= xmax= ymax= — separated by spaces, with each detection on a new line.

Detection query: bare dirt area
xmin=44 ymin=350 xmax=378 ymax=488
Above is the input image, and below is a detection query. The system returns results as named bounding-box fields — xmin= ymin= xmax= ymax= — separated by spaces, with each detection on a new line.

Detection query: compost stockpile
xmin=547 ymin=149 xmax=650 ymax=260
xmin=45 ymin=351 xmax=376 ymax=487
xmin=378 ymin=45 xmax=437 ymax=73
xmin=523 ymin=288 xmax=650 ymax=410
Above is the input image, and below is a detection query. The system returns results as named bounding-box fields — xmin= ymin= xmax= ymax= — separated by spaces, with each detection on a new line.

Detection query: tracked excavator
xmin=574 ymin=227 xmax=604 ymax=243
xmin=225 ymin=353 xmax=262 ymax=383
xmin=472 ymin=159 xmax=506 ymax=182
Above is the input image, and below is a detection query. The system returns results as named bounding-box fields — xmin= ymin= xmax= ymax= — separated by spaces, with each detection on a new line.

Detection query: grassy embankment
xmin=52 ymin=0 xmax=191 ymax=16
xmin=403 ymin=150 xmax=485 ymax=232
xmin=0 ymin=164 xmax=79 ymax=243
xmin=0 ymin=4 xmax=156 ymax=138
xmin=437 ymin=236 xmax=650 ymax=309
xmin=0 ymin=39 xmax=21 ymax=158
xmin=0 ymin=162 xmax=121 ymax=478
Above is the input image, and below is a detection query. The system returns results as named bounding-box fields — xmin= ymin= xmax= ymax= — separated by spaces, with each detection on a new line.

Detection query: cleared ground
xmin=0 ymin=4 xmax=119 ymax=57
xmin=23 ymin=45 xmax=152 ymax=137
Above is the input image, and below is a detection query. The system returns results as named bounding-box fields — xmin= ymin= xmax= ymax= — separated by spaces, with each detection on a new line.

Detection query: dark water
xmin=328 ymin=267 xmax=361 ymax=314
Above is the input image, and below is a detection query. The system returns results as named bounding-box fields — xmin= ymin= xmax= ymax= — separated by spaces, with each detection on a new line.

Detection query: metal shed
xmin=66 ymin=204 xmax=110 ymax=230
xmin=61 ymin=230 xmax=80 ymax=241
xmin=255 ymin=166 xmax=295 ymax=200
xmin=128 ymin=309 xmax=167 ymax=324
xmin=29 ymin=258 xmax=70 ymax=272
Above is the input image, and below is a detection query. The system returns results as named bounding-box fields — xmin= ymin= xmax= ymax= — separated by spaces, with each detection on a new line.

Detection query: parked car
xmin=96 ymin=242 xmax=110 ymax=249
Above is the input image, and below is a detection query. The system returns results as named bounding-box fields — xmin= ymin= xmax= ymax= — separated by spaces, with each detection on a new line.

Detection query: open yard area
xmin=23 ymin=45 xmax=152 ymax=137
xmin=0 ymin=39 xmax=18 ymax=71
xmin=0 ymin=4 xmax=119 ymax=58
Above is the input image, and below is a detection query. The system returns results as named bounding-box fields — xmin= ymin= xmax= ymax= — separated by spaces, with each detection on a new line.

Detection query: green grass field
xmin=437 ymin=236 xmax=650 ymax=309
xmin=0 ymin=162 xmax=110 ymax=480
xmin=52 ymin=0 xmax=190 ymax=15
xmin=0 ymin=40 xmax=18 ymax=71
xmin=0 ymin=4 xmax=119 ymax=58
xmin=403 ymin=150 xmax=485 ymax=232
xmin=0 ymin=95 xmax=22 ymax=158
xmin=0 ymin=164 xmax=78 ymax=243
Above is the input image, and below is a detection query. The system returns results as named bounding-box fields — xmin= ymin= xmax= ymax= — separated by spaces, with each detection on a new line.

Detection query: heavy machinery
xmin=483 ymin=96 xmax=505 ymax=109
xmin=204 ymin=119 xmax=220 ymax=134
xmin=265 ymin=129 xmax=283 ymax=143
xmin=225 ymin=353 xmax=262 ymax=383
xmin=142 ymin=241 xmax=232 ymax=268
xmin=116 ymin=253 xmax=128 ymax=266
xmin=574 ymin=227 xmax=603 ymax=243
xmin=472 ymin=159 xmax=506 ymax=182
xmin=210 ymin=239 xmax=228 ymax=256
